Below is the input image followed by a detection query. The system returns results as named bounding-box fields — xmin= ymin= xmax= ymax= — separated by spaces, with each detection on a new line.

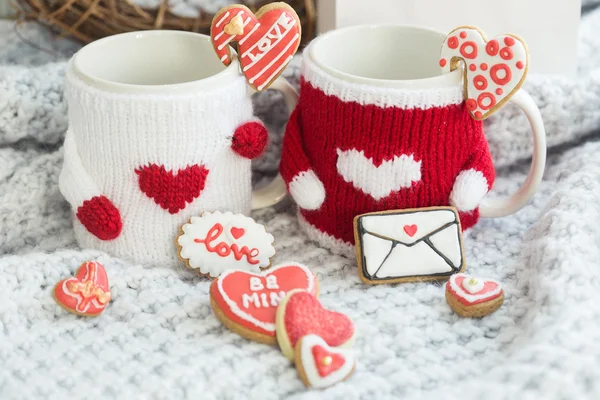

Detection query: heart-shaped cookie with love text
xmin=445 ymin=273 xmax=504 ymax=318
xmin=210 ymin=263 xmax=318 ymax=344
xmin=439 ymin=26 xmax=529 ymax=120
xmin=276 ymin=290 xmax=355 ymax=360
xmin=210 ymin=3 xmax=301 ymax=91
xmin=53 ymin=261 xmax=112 ymax=317
xmin=295 ymin=334 xmax=356 ymax=389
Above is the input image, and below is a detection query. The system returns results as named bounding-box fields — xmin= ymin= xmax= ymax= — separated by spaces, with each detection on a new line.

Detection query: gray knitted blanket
xmin=1 ymin=5 xmax=600 ymax=399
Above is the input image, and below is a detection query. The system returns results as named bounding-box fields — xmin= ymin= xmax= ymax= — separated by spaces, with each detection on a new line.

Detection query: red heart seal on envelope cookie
xmin=210 ymin=3 xmax=301 ymax=91
xmin=439 ymin=26 xmax=528 ymax=120
xmin=276 ymin=290 xmax=355 ymax=360
xmin=210 ymin=263 xmax=318 ymax=344
xmin=53 ymin=261 xmax=111 ymax=317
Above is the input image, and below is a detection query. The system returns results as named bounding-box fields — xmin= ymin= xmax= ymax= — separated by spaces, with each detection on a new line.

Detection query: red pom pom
xmin=76 ymin=195 xmax=122 ymax=240
xmin=231 ymin=121 xmax=268 ymax=159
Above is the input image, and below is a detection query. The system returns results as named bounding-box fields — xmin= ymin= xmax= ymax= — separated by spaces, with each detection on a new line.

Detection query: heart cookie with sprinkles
xmin=439 ymin=26 xmax=529 ymax=120
xmin=276 ymin=289 xmax=355 ymax=360
xmin=210 ymin=3 xmax=301 ymax=91
xmin=294 ymin=334 xmax=356 ymax=389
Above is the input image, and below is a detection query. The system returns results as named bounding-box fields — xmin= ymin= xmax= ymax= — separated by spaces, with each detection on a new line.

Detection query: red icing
xmin=480 ymin=63 xmax=488 ymax=71
xmin=460 ymin=41 xmax=478 ymax=59
xmin=403 ymin=224 xmax=417 ymax=237
xmin=282 ymin=291 xmax=354 ymax=349
xmin=474 ymin=111 xmax=483 ymax=119
xmin=54 ymin=261 xmax=111 ymax=316
xmin=211 ymin=264 xmax=317 ymax=336
xmin=439 ymin=58 xmax=447 ymax=67
xmin=500 ymin=47 xmax=514 ymax=61
xmin=459 ymin=31 xmax=467 ymax=39
xmin=136 ymin=164 xmax=209 ymax=214
xmin=210 ymin=5 xmax=301 ymax=90
xmin=469 ymin=64 xmax=476 ymax=72
xmin=312 ymin=345 xmax=346 ymax=377
xmin=194 ymin=223 xmax=259 ymax=264
xmin=496 ymin=88 xmax=503 ymax=95
xmin=473 ymin=75 xmax=488 ymax=90
xmin=447 ymin=275 xmax=503 ymax=306
xmin=76 ymin=195 xmax=122 ymax=241
xmin=448 ymin=36 xmax=459 ymax=49
xmin=477 ymin=92 xmax=496 ymax=110
xmin=230 ymin=227 xmax=245 ymax=239
xmin=504 ymin=36 xmax=515 ymax=46
xmin=516 ymin=61 xmax=524 ymax=70
xmin=490 ymin=64 xmax=512 ymax=86
xmin=485 ymin=40 xmax=499 ymax=56
xmin=466 ymin=98 xmax=478 ymax=111
xmin=232 ymin=122 xmax=268 ymax=159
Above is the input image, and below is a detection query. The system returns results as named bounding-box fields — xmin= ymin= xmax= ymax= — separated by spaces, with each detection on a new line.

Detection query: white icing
xmin=242 ymin=292 xmax=260 ymax=309
xmin=440 ymin=28 xmax=528 ymax=119
xmin=360 ymin=209 xmax=456 ymax=244
xmin=177 ymin=210 xmax=275 ymax=276
xmin=250 ymin=277 xmax=263 ymax=291
xmin=358 ymin=208 xmax=464 ymax=279
xmin=336 ymin=149 xmax=421 ymax=201
xmin=216 ymin=263 xmax=315 ymax=332
xmin=462 ymin=276 xmax=484 ymax=293
xmin=266 ymin=275 xmax=279 ymax=289
xmin=448 ymin=273 xmax=503 ymax=303
xmin=299 ymin=334 xmax=355 ymax=389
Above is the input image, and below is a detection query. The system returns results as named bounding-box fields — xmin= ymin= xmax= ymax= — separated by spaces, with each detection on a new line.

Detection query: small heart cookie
xmin=295 ymin=334 xmax=356 ymax=389
xmin=276 ymin=290 xmax=355 ymax=360
xmin=210 ymin=263 xmax=318 ymax=344
xmin=439 ymin=26 xmax=529 ymax=120
xmin=210 ymin=3 xmax=301 ymax=91
xmin=445 ymin=273 xmax=504 ymax=318
xmin=53 ymin=261 xmax=111 ymax=317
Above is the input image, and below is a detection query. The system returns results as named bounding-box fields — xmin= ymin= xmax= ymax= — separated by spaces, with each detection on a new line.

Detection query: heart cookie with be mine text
xmin=439 ymin=26 xmax=529 ymax=120
xmin=210 ymin=3 xmax=301 ymax=91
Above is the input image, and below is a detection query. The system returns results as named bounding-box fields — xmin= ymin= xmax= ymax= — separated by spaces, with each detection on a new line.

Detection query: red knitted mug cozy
xmin=280 ymin=54 xmax=495 ymax=254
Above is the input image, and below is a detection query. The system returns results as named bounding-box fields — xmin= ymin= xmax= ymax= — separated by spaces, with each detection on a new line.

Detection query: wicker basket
xmin=11 ymin=0 xmax=315 ymax=45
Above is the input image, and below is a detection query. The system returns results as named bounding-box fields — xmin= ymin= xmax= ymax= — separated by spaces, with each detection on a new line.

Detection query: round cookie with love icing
xmin=439 ymin=26 xmax=529 ymax=120
xmin=210 ymin=2 xmax=301 ymax=91
xmin=294 ymin=334 xmax=356 ymax=389
xmin=53 ymin=261 xmax=112 ymax=317
xmin=445 ymin=273 xmax=504 ymax=318
xmin=176 ymin=211 xmax=276 ymax=278
xmin=210 ymin=262 xmax=318 ymax=344
xmin=276 ymin=289 xmax=355 ymax=360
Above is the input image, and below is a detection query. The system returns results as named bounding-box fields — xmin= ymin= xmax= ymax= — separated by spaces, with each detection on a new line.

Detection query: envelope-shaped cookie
xmin=354 ymin=207 xmax=466 ymax=284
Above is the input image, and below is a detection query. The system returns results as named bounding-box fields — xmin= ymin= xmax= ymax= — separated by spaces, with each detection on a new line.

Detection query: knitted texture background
xmin=1 ymin=5 xmax=600 ymax=399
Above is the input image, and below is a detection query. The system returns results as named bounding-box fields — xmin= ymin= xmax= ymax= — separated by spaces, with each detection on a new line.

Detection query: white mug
xmin=60 ymin=30 xmax=294 ymax=266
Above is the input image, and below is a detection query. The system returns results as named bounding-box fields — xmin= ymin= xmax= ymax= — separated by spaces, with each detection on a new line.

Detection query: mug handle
xmin=479 ymin=89 xmax=547 ymax=218
xmin=249 ymin=76 xmax=299 ymax=210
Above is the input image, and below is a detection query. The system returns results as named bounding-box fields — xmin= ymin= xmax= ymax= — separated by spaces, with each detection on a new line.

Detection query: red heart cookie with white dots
xmin=210 ymin=3 xmax=301 ymax=91
xmin=439 ymin=26 xmax=529 ymax=120
xmin=276 ymin=290 xmax=355 ymax=360
xmin=294 ymin=334 xmax=356 ymax=389
xmin=53 ymin=261 xmax=112 ymax=317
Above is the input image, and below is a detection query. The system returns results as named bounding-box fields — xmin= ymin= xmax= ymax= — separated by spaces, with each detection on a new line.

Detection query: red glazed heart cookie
xmin=210 ymin=3 xmax=301 ymax=91
xmin=295 ymin=334 xmax=356 ymax=389
xmin=53 ymin=261 xmax=111 ymax=317
xmin=445 ymin=273 xmax=504 ymax=318
xmin=210 ymin=263 xmax=318 ymax=344
xmin=276 ymin=290 xmax=355 ymax=360
xmin=439 ymin=26 xmax=528 ymax=120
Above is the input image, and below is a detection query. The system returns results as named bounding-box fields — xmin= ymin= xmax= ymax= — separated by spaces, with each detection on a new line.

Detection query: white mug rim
xmin=72 ymin=30 xmax=241 ymax=95
xmin=307 ymin=24 xmax=463 ymax=90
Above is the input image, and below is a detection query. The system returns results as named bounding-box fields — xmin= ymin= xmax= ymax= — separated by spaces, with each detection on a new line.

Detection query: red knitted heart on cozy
xmin=282 ymin=291 xmax=354 ymax=349
xmin=135 ymin=164 xmax=209 ymax=214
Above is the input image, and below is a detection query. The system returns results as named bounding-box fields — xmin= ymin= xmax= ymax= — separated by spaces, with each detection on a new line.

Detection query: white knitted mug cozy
xmin=60 ymin=31 xmax=295 ymax=266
